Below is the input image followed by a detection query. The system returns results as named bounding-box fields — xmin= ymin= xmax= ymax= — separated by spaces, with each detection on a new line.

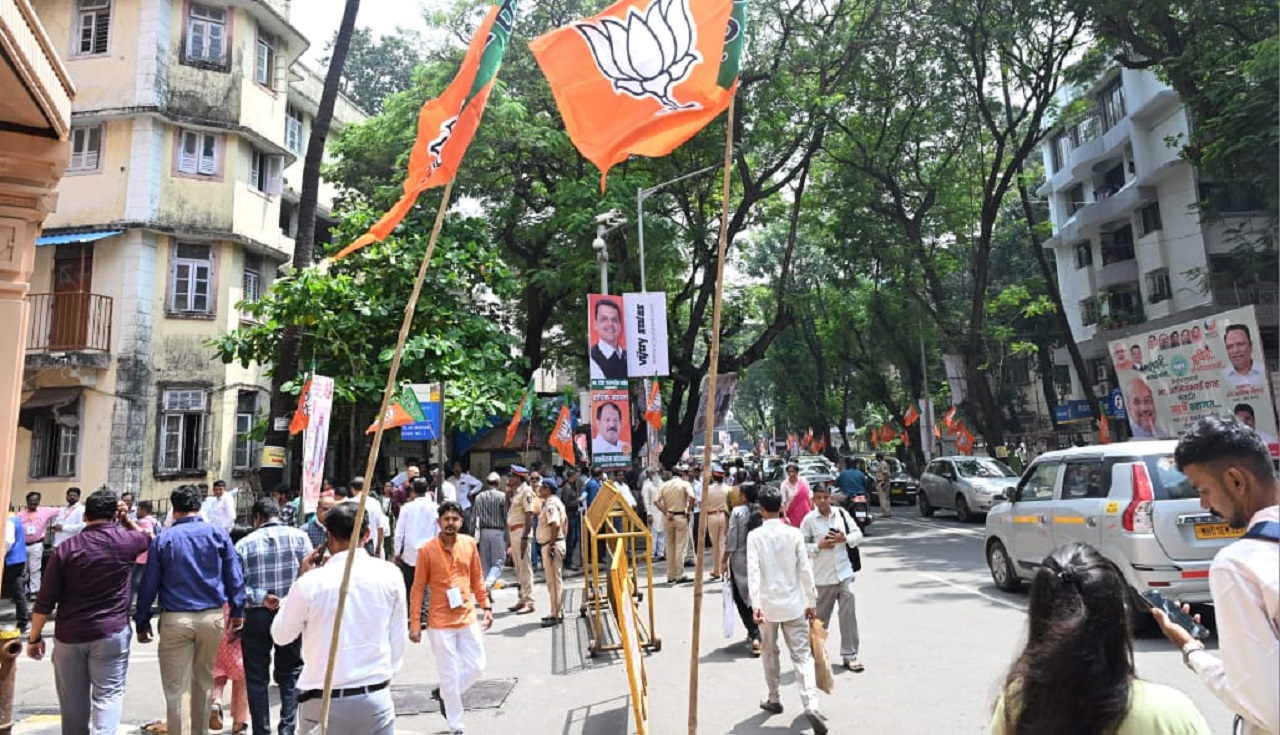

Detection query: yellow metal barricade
xmin=580 ymin=481 xmax=659 ymax=657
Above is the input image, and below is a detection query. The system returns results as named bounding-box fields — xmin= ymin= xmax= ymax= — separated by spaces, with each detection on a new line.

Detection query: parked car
xmin=764 ymin=465 xmax=836 ymax=494
xmin=919 ymin=456 xmax=1020 ymax=522
xmin=984 ymin=441 xmax=1240 ymax=623
xmin=860 ymin=456 xmax=919 ymax=505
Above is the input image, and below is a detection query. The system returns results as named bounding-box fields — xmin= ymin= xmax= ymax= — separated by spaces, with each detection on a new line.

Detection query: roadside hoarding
xmin=622 ymin=291 xmax=669 ymax=377
xmin=301 ymin=375 xmax=334 ymax=512
xmin=590 ymin=387 xmax=633 ymax=469
xmin=1108 ymin=306 xmax=1278 ymax=455
xmin=588 ymin=294 xmax=628 ymax=388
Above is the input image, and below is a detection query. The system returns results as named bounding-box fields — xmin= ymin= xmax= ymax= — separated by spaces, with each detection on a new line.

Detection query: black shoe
xmin=759 ymin=700 xmax=783 ymax=715
xmin=805 ymin=710 xmax=828 ymax=735
xmin=431 ymin=687 xmax=448 ymax=721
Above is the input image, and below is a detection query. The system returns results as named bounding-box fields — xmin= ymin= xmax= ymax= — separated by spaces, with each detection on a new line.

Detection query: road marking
xmin=917 ymin=572 xmax=1026 ymax=612
xmin=890 ymin=516 xmax=985 ymax=538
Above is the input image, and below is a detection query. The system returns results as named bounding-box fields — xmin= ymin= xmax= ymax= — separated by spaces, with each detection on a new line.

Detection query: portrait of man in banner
xmin=1221 ymin=323 xmax=1264 ymax=388
xmin=589 ymin=294 xmax=628 ymax=381
xmin=1125 ymin=376 xmax=1170 ymax=439
xmin=591 ymin=399 xmax=632 ymax=455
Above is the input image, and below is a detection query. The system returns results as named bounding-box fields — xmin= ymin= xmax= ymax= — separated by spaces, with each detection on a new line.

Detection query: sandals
xmin=209 ymin=703 xmax=224 ymax=731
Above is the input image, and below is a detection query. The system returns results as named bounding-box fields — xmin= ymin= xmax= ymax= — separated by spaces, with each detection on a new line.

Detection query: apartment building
xmin=1039 ymin=67 xmax=1278 ymax=407
xmin=14 ymin=0 xmax=364 ymax=501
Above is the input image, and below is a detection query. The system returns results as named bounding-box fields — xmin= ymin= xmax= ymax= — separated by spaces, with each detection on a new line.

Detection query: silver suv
xmin=984 ymin=441 xmax=1241 ymax=609
xmin=919 ymin=456 xmax=1020 ymax=522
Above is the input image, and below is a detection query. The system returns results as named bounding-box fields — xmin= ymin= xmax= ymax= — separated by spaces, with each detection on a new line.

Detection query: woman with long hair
xmin=992 ymin=542 xmax=1210 ymax=735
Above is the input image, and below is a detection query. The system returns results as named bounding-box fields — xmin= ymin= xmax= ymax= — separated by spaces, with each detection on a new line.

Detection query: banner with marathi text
xmin=301 ymin=375 xmax=334 ymax=512
xmin=1108 ymin=306 xmax=1278 ymax=455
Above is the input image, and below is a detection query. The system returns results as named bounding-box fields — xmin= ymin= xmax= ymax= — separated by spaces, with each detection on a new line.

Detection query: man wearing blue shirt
xmin=4 ymin=513 xmax=29 ymax=634
xmin=136 ymin=485 xmax=246 ymax=735
xmin=835 ymin=457 xmax=867 ymax=499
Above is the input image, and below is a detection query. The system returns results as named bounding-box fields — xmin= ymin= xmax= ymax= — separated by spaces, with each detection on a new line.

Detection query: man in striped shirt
xmin=236 ymin=497 xmax=312 ymax=735
xmin=470 ymin=473 xmax=508 ymax=590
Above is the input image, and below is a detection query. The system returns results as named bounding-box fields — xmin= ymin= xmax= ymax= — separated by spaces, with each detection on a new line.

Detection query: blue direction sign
xmin=1109 ymin=387 xmax=1127 ymax=419
xmin=402 ymin=384 xmax=444 ymax=441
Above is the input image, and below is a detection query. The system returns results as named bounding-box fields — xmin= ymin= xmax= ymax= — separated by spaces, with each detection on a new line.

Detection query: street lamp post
xmin=593 ymin=212 xmax=627 ymax=295
xmin=636 ymin=164 xmax=719 ymax=292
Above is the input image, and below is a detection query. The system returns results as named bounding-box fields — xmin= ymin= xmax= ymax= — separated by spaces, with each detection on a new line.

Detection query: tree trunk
xmin=260 ymin=0 xmax=362 ymax=493
xmin=1016 ymin=164 xmax=1099 ymax=421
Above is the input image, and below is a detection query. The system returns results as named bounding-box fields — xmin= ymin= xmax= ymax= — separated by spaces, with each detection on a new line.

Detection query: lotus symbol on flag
xmin=574 ymin=0 xmax=703 ymax=111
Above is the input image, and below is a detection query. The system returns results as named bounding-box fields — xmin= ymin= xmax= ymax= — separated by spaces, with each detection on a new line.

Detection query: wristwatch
xmin=1181 ymin=640 xmax=1205 ymax=670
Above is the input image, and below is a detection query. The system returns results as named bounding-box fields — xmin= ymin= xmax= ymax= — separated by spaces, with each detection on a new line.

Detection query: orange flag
xmin=504 ymin=379 xmax=535 ymax=446
xmin=550 ymin=405 xmax=577 ymax=465
xmin=942 ymin=405 xmax=958 ymax=432
xmin=879 ymin=425 xmax=895 ymax=444
xmin=956 ymin=427 xmax=975 ymax=455
xmin=288 ymin=377 xmax=312 ymax=435
xmin=332 ymin=0 xmax=517 ymax=259
xmin=903 ymin=404 xmax=920 ymax=426
xmin=1098 ymin=415 xmax=1111 ymax=444
xmin=902 ymin=430 xmax=911 ymax=447
xmin=529 ymin=0 xmax=746 ymax=188
xmin=644 ymin=381 xmax=664 ymax=431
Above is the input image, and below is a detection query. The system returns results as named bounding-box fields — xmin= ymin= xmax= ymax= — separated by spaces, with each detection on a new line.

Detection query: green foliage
xmin=322 ymin=26 xmax=429 ymax=114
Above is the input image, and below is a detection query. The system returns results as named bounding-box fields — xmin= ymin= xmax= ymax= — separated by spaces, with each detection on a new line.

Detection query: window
xmin=1100 ymin=226 xmax=1135 ymax=265
xmin=279 ymin=199 xmax=298 ymax=237
xmin=1199 ymin=183 xmax=1265 ymax=214
xmin=178 ymin=130 xmax=219 ymax=176
xmin=170 ymin=243 xmax=213 ymax=314
xmin=1098 ymin=78 xmax=1126 ymax=131
xmin=1016 ymin=462 xmax=1059 ymax=502
xmin=255 ymin=30 xmax=277 ymax=87
xmin=186 ymin=3 xmax=227 ymax=65
xmin=1061 ymin=460 xmax=1108 ymax=499
xmin=68 ymin=125 xmax=104 ymax=172
xmin=75 ymin=0 xmax=111 ymax=55
xmin=285 ymin=106 xmax=304 ymax=154
xmin=249 ymin=150 xmax=284 ymax=195
xmin=1074 ymin=241 xmax=1093 ymax=269
xmin=242 ymin=253 xmax=262 ymax=304
xmin=1051 ymin=132 xmax=1070 ymax=172
xmin=1081 ymin=297 xmax=1098 ymax=326
xmin=1066 ymin=183 xmax=1086 ymax=216
xmin=1004 ymin=360 xmax=1031 ymax=387
xmin=233 ymin=390 xmax=259 ymax=470
xmin=28 ymin=399 xmax=80 ymax=478
xmin=1137 ymin=202 xmax=1162 ymax=237
xmin=1146 ymin=268 xmax=1171 ymax=303
xmin=158 ymin=388 xmax=209 ymax=473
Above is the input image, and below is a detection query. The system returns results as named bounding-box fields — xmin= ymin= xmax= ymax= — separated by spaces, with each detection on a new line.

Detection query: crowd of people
xmin=4 ymin=415 xmax=1276 ymax=735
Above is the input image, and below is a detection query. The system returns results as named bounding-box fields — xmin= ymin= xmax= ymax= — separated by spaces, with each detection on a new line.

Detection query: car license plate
xmin=1194 ymin=523 xmax=1245 ymax=540
xmin=855 ymin=511 xmax=868 ymax=520
xmin=892 ymin=487 xmax=904 ymax=495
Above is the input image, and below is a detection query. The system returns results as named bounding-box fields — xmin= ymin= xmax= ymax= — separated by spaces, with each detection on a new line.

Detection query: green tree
xmin=323 ymin=26 xmax=429 ymax=114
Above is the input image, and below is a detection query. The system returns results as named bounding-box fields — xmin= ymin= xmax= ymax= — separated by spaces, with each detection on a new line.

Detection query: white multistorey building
xmin=15 ymin=0 xmax=364 ymax=501
xmin=1039 ymin=66 xmax=1278 ymax=408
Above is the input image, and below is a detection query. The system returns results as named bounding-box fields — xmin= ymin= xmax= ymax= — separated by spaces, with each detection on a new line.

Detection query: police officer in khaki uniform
xmin=504 ymin=465 xmax=537 ymax=614
xmin=654 ymin=466 xmax=695 ymax=584
xmin=535 ymin=478 xmax=567 ymax=627
xmin=703 ymin=465 xmax=730 ymax=581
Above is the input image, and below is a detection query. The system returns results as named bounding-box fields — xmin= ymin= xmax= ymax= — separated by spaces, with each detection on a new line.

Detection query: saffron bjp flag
xmin=530 ymin=0 xmax=746 ymax=189
xmin=955 ymin=426 xmax=976 ymax=455
xmin=367 ymin=385 xmax=428 ymax=434
xmin=332 ymin=0 xmax=518 ymax=260
xmin=644 ymin=380 xmax=664 ymax=431
xmin=903 ymin=404 xmax=920 ymax=427
xmin=289 ymin=377 xmax=313 ymax=435
xmin=504 ymin=379 xmax=535 ymax=446
xmin=550 ymin=405 xmax=577 ymax=465
xmin=942 ymin=405 xmax=958 ymax=433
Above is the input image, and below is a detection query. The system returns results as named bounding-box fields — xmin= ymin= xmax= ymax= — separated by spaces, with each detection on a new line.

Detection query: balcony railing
xmin=1215 ymin=284 xmax=1279 ymax=310
xmin=26 ymin=292 xmax=113 ymax=353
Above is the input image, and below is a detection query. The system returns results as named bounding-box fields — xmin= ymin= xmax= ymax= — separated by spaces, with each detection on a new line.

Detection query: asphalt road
xmin=8 ymin=507 xmax=1236 ymax=733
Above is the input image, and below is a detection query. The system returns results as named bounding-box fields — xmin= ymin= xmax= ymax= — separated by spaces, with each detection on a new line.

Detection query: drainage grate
xmin=391 ymin=678 xmax=517 ymax=715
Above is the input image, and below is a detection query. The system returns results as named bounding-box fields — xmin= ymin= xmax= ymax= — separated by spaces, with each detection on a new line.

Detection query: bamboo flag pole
xmin=316 ymin=180 xmax=455 ymax=733
xmin=688 ymin=97 xmax=736 ymax=735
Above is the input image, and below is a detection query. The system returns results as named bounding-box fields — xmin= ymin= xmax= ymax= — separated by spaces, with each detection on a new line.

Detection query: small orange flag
xmin=644 ymin=381 xmax=664 ymax=432
xmin=504 ymin=379 xmax=535 ymax=446
xmin=288 ymin=378 xmax=312 ymax=435
xmin=1098 ymin=415 xmax=1111 ymax=444
xmin=956 ymin=427 xmax=975 ymax=455
xmin=550 ymin=405 xmax=577 ymax=465
xmin=903 ymin=404 xmax=920 ymax=426
xmin=529 ymin=0 xmax=746 ymax=188
xmin=902 ymin=430 xmax=912 ymax=447
xmin=332 ymin=0 xmax=517 ymax=259
xmin=942 ymin=405 xmax=958 ymax=432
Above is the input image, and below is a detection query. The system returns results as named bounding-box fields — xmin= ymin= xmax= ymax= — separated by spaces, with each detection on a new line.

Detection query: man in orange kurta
xmin=410 ymin=501 xmax=493 ymax=734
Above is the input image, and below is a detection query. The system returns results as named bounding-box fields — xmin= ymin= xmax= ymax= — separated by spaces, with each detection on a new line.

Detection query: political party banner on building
xmin=692 ymin=372 xmax=738 ymax=435
xmin=590 ymin=387 xmax=633 ymax=468
xmin=588 ymin=294 xmax=628 ymax=388
xmin=1108 ymin=306 xmax=1278 ymax=455
xmin=622 ymin=292 xmax=669 ymax=377
xmin=301 ymin=375 xmax=334 ymax=512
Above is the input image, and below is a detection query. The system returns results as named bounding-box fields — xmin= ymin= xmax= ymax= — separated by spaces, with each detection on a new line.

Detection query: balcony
xmin=25 ymin=293 xmax=113 ymax=369
xmin=1074 ymin=184 xmax=1154 ymax=233
xmin=1096 ymin=259 xmax=1138 ymax=290
xmin=1098 ymin=307 xmax=1146 ymax=332
xmin=1216 ymin=284 xmax=1280 ymax=325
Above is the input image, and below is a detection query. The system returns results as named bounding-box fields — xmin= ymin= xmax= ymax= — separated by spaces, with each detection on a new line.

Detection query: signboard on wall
xmin=622 ymin=292 xmax=669 ymax=377
xmin=589 ymin=388 xmax=632 ymax=469
xmin=1108 ymin=306 xmax=1278 ymax=455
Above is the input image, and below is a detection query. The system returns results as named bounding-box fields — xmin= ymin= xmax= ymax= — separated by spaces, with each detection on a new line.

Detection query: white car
xmin=918 ymin=456 xmax=1019 ymax=522
xmin=984 ymin=442 xmax=1241 ymax=616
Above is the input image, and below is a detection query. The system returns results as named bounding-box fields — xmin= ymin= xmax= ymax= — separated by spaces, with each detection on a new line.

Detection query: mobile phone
xmin=1140 ymin=590 xmax=1210 ymax=640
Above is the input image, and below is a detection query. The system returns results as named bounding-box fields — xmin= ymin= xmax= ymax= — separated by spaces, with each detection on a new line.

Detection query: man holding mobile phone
xmin=1154 ymin=417 xmax=1278 ymax=735
xmin=801 ymin=485 xmax=864 ymax=673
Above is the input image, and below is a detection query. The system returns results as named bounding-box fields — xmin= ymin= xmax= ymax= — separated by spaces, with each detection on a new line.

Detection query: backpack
xmin=745 ymin=502 xmax=763 ymax=534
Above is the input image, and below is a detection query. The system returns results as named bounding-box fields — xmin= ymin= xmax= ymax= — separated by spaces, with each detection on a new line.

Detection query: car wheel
xmin=918 ymin=490 xmax=935 ymax=517
xmin=956 ymin=495 xmax=974 ymax=523
xmin=987 ymin=540 xmax=1021 ymax=592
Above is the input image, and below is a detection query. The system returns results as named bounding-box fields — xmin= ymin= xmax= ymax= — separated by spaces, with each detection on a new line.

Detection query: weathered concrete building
xmin=14 ymin=0 xmax=363 ymax=502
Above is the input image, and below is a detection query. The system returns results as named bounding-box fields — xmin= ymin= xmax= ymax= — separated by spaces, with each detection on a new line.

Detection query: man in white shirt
xmin=201 ymin=480 xmax=238 ymax=531
xmin=450 ymin=462 xmax=483 ymax=514
xmin=591 ymin=402 xmax=630 ymax=454
xmin=50 ymin=487 xmax=85 ymax=547
xmin=747 ymin=486 xmax=826 ymax=735
xmin=348 ymin=476 xmax=389 ymax=558
xmin=393 ymin=478 xmax=439 ymax=594
xmin=1155 ymin=416 xmax=1278 ymax=735
xmin=640 ymin=469 xmax=665 ymax=561
xmin=1221 ymin=324 xmax=1265 ymax=388
xmin=801 ymin=485 xmax=864 ymax=672
xmin=271 ymin=501 xmax=406 ymax=734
